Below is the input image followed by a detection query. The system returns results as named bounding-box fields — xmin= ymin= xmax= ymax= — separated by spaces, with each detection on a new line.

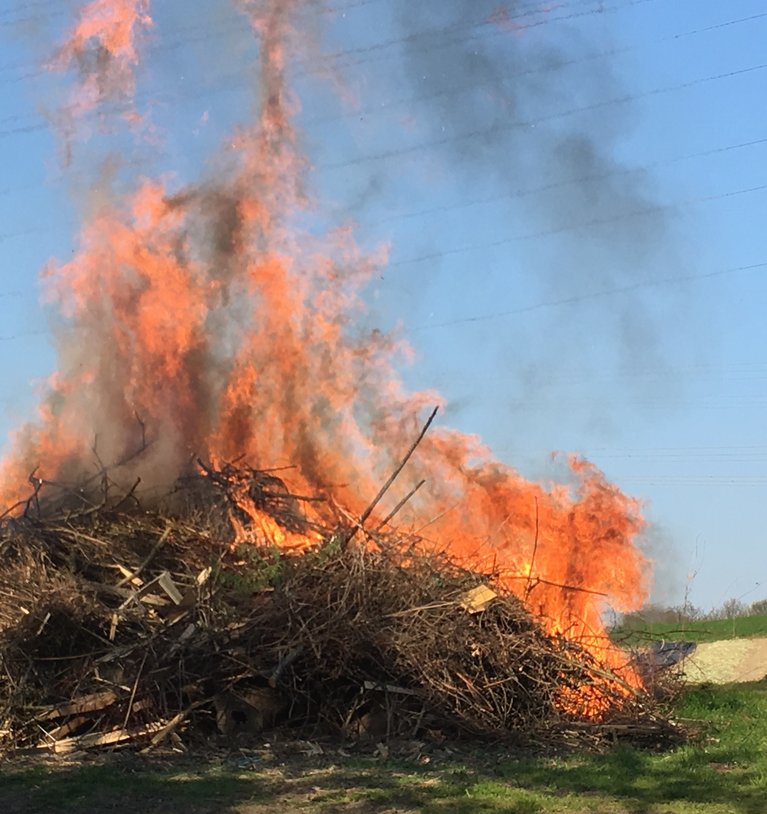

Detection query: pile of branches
xmin=0 ymin=465 xmax=682 ymax=756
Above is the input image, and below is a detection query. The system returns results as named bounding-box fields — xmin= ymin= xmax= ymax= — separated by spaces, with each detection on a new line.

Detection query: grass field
xmin=612 ymin=613 xmax=767 ymax=646
xmin=2 ymin=681 xmax=766 ymax=813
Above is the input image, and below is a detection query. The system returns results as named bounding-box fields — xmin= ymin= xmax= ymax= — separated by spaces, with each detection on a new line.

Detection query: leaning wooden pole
xmin=354 ymin=406 xmax=439 ymax=536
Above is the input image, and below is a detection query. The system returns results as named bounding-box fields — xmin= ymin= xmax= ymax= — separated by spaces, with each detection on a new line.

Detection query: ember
xmin=0 ymin=0 xmax=666 ymax=751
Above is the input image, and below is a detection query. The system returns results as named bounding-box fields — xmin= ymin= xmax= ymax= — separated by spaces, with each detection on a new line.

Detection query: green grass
xmin=612 ymin=613 xmax=767 ymax=645
xmin=2 ymin=682 xmax=766 ymax=813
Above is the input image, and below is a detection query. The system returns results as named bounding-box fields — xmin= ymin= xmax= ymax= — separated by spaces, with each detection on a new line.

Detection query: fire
xmin=1 ymin=0 xmax=650 ymax=710
xmin=51 ymin=0 xmax=152 ymax=131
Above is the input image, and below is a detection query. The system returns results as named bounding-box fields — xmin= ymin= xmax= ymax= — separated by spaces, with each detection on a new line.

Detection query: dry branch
xmin=0 ymin=461 xmax=682 ymax=756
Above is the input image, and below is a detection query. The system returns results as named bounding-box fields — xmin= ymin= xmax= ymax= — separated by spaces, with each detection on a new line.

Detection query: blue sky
xmin=1 ymin=0 xmax=766 ymax=612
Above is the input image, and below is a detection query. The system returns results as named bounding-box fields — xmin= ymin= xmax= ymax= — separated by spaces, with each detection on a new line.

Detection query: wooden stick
xmin=524 ymin=497 xmax=539 ymax=601
xmin=113 ymin=477 xmax=142 ymax=511
xmin=504 ymin=574 xmax=608 ymax=598
xmin=357 ymin=406 xmax=438 ymax=532
xmin=121 ymin=651 xmax=148 ymax=731
xmin=376 ymin=479 xmax=426 ymax=531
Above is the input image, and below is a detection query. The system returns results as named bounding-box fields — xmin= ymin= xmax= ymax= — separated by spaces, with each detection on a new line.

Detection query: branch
xmin=356 ymin=406 xmax=438 ymax=533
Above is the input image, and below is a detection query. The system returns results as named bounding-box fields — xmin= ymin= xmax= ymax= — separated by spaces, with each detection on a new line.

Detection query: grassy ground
xmin=612 ymin=613 xmax=767 ymax=645
xmin=2 ymin=682 xmax=766 ymax=814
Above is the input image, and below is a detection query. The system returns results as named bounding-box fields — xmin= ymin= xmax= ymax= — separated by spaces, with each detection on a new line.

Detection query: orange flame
xmin=51 ymin=0 xmax=152 ymax=139
xmin=2 ymin=0 xmax=650 ymax=708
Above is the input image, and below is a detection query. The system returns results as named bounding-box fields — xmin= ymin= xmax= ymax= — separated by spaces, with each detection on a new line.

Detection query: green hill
xmin=612 ymin=613 xmax=767 ymax=646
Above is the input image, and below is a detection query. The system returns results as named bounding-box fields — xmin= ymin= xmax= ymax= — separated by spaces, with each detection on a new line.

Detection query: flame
xmin=50 ymin=0 xmax=152 ymax=144
xmin=2 ymin=0 xmax=650 ymax=712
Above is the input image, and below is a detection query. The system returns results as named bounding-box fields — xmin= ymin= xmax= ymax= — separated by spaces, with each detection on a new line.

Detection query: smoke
xmin=388 ymin=0 xmax=683 ymax=409
xmin=640 ymin=523 xmax=686 ymax=607
xmin=0 ymin=0 xmax=656 ymax=667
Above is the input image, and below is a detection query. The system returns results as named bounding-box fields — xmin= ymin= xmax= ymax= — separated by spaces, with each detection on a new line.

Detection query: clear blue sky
xmin=1 ymin=0 xmax=766 ymax=612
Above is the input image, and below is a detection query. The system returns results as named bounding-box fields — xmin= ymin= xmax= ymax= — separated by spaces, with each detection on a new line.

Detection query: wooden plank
xmin=113 ymin=564 xmax=144 ymax=586
xmin=157 ymin=572 xmax=183 ymax=605
xmin=37 ymin=715 xmax=90 ymax=745
xmin=35 ymin=690 xmax=118 ymax=721
xmin=118 ymin=574 xmax=172 ymax=612
xmin=363 ymin=680 xmax=421 ymax=697
xmin=458 ymin=584 xmax=497 ymax=614
xmin=47 ymin=720 xmax=168 ymax=753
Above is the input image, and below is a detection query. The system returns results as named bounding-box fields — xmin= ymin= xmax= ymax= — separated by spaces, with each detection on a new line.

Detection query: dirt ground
xmin=683 ymin=636 xmax=767 ymax=683
xmin=0 ymin=742 xmax=520 ymax=814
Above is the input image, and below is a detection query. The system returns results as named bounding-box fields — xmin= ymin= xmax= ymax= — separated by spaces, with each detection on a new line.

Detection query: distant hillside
xmin=611 ymin=613 xmax=767 ymax=646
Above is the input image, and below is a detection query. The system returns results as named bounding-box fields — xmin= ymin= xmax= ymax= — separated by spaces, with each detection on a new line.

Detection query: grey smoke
xmin=389 ymin=0 xmax=684 ymax=397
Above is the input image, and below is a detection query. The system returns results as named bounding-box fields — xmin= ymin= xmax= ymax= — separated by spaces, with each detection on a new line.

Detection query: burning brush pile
xmin=0 ymin=0 xmax=683 ymax=755
xmin=0 ymin=448 xmax=680 ymax=755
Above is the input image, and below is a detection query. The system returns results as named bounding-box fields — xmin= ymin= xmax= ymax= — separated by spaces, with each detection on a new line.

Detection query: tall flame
xmin=2 ymin=0 xmax=649 ymax=686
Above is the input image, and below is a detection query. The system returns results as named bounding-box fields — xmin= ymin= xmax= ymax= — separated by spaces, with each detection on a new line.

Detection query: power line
xmin=301 ymin=10 xmax=767 ymax=130
xmin=3 ymin=0 xmax=758 ymax=135
xmin=0 ymin=225 xmax=58 ymax=244
xmin=0 ymin=0 xmax=590 ymax=76
xmin=371 ymin=135 xmax=767 ymax=227
xmin=471 ymin=362 xmax=767 ymax=387
xmin=0 ymin=0 xmax=393 ymax=29
xmin=293 ymin=0 xmax=624 ymax=72
xmin=0 ymin=0 xmax=762 ymax=200
xmin=1 ymin=255 xmax=760 ymax=339
xmin=2 ymin=50 xmax=766 ymax=213
xmin=319 ymin=61 xmax=767 ymax=172
xmin=0 ymin=171 xmax=764 ymax=252
xmin=0 ymin=330 xmax=47 ymax=342
xmin=391 ymin=183 xmax=767 ymax=270
xmin=0 ymin=0 xmax=54 ymax=24
xmin=673 ymin=9 xmax=767 ymax=39
xmin=411 ymin=260 xmax=767 ymax=331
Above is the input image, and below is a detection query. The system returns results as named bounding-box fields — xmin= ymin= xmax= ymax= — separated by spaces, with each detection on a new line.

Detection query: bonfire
xmin=0 ymin=450 xmax=679 ymax=754
xmin=0 ymin=0 xmax=679 ymax=753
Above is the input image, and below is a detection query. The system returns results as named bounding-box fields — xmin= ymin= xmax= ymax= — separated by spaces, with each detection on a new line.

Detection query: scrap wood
xmin=35 ymin=690 xmax=118 ymax=721
xmin=362 ymin=681 xmax=422 ymax=697
xmin=37 ymin=714 xmax=90 ymax=745
xmin=140 ymin=700 xmax=209 ymax=753
xmin=115 ymin=525 xmax=171 ymax=588
xmin=116 ymin=571 xmax=183 ymax=612
xmin=46 ymin=720 xmax=168 ymax=754
xmin=113 ymin=564 xmax=143 ymax=586
xmin=156 ymin=572 xmax=183 ymax=605
xmin=458 ymin=584 xmax=497 ymax=614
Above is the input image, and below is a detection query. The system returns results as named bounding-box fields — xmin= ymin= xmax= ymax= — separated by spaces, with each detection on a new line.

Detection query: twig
xmin=505 ymin=574 xmax=608 ymax=598
xmin=138 ymin=711 xmax=192 ymax=752
xmin=135 ymin=411 xmax=146 ymax=451
xmin=113 ymin=477 xmax=142 ymax=511
xmin=122 ymin=651 xmax=148 ymax=732
xmin=524 ymin=497 xmax=539 ymax=601
xmin=356 ymin=406 xmax=438 ymax=534
xmin=413 ymin=500 xmax=460 ymax=534
xmin=376 ymin=479 xmax=426 ymax=531
xmin=269 ymin=644 xmax=304 ymax=688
